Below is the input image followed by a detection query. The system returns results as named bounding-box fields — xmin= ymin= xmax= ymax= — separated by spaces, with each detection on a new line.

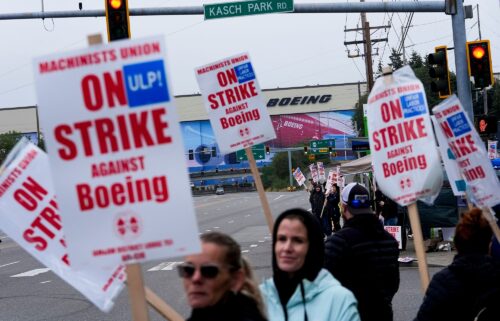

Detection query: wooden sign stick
xmin=126 ymin=264 xmax=150 ymax=321
xmin=144 ymin=287 xmax=184 ymax=321
xmin=245 ymin=147 xmax=274 ymax=233
xmin=483 ymin=208 xmax=500 ymax=243
xmin=407 ymin=203 xmax=430 ymax=292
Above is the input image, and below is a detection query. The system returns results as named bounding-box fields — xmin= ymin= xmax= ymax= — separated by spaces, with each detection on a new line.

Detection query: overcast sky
xmin=0 ymin=0 xmax=498 ymax=108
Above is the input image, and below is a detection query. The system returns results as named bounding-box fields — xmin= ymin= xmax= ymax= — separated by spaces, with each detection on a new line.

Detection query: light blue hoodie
xmin=260 ymin=269 xmax=360 ymax=321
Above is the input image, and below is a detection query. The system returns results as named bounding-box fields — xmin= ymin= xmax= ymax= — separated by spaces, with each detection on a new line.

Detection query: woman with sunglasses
xmin=260 ymin=208 xmax=360 ymax=321
xmin=178 ymin=231 xmax=267 ymax=321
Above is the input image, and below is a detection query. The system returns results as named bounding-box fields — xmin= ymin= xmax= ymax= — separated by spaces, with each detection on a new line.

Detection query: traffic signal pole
xmin=451 ymin=0 xmax=474 ymax=121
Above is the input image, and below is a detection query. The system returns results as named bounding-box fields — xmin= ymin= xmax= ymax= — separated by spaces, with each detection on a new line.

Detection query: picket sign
xmin=195 ymin=53 xmax=277 ymax=234
xmin=0 ymin=140 xmax=125 ymax=312
xmin=292 ymin=167 xmax=306 ymax=186
xmin=432 ymin=95 xmax=500 ymax=242
xmin=367 ymin=66 xmax=443 ymax=292
xmin=317 ymin=162 xmax=326 ymax=182
xmin=309 ymin=163 xmax=319 ymax=183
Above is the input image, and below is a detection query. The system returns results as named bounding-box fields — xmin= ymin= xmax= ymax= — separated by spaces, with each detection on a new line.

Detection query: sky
xmin=0 ymin=0 xmax=498 ymax=108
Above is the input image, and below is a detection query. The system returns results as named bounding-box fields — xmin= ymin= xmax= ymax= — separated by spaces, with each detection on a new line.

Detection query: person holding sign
xmin=260 ymin=208 xmax=360 ymax=321
xmin=326 ymin=184 xmax=341 ymax=232
xmin=324 ymin=183 xmax=399 ymax=321
xmin=414 ymin=208 xmax=500 ymax=321
xmin=178 ymin=232 xmax=267 ymax=321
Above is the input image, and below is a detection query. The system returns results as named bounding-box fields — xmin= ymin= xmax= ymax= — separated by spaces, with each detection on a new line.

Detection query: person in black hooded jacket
xmin=324 ymin=183 xmax=400 ymax=321
xmin=414 ymin=208 xmax=500 ymax=321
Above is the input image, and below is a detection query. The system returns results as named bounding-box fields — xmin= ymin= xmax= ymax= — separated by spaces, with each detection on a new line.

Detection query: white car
xmin=215 ymin=187 xmax=225 ymax=195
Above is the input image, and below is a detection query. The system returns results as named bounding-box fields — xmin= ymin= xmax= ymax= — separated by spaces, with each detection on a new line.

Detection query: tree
xmin=409 ymin=50 xmax=424 ymax=69
xmin=0 ymin=131 xmax=22 ymax=164
xmin=388 ymin=48 xmax=404 ymax=70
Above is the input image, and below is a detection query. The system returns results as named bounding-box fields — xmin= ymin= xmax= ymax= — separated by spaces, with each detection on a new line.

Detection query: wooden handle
xmin=245 ymin=148 xmax=273 ymax=233
xmin=407 ymin=203 xmax=430 ymax=292
xmin=126 ymin=264 xmax=150 ymax=321
xmin=144 ymin=287 xmax=184 ymax=321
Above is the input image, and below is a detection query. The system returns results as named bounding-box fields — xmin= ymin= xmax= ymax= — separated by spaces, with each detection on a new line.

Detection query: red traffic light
xmin=466 ymin=40 xmax=494 ymax=89
xmin=471 ymin=46 xmax=485 ymax=60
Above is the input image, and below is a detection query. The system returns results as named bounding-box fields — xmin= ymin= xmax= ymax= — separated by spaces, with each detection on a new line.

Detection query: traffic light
xmin=467 ymin=40 xmax=494 ymax=89
xmin=265 ymin=146 xmax=270 ymax=154
xmin=428 ymin=46 xmax=451 ymax=98
xmin=105 ymin=0 xmax=131 ymax=42
xmin=475 ymin=115 xmax=498 ymax=135
xmin=304 ymin=146 xmax=308 ymax=155
xmin=211 ymin=146 xmax=217 ymax=157
xmin=188 ymin=149 xmax=194 ymax=160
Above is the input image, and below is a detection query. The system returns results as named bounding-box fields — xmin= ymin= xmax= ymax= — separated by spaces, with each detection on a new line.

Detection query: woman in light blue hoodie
xmin=260 ymin=208 xmax=360 ymax=321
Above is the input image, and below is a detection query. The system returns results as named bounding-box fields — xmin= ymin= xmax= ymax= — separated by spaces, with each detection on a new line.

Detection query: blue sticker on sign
xmin=123 ymin=60 xmax=170 ymax=108
xmin=400 ymin=93 xmax=426 ymax=118
xmin=446 ymin=112 xmax=471 ymax=137
xmin=234 ymin=63 xmax=255 ymax=83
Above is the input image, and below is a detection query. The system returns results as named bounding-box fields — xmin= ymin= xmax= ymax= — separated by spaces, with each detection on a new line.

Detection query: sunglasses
xmin=177 ymin=263 xmax=221 ymax=279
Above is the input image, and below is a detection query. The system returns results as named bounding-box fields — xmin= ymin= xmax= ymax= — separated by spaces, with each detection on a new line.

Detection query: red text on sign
xmin=76 ymin=175 xmax=168 ymax=211
xmin=448 ymin=134 xmax=478 ymax=158
xmin=81 ymin=70 xmax=126 ymax=111
xmin=372 ymin=117 xmax=427 ymax=151
xmin=54 ymin=107 xmax=171 ymax=160
xmin=208 ymin=81 xmax=258 ymax=109
xmin=382 ymin=154 xmax=427 ymax=178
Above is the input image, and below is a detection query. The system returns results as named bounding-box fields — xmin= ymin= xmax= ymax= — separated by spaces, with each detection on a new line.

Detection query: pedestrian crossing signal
xmin=105 ymin=0 xmax=131 ymax=42
xmin=265 ymin=146 xmax=270 ymax=154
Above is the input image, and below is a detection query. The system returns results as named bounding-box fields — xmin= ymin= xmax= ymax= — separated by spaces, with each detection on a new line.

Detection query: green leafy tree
xmin=0 ymin=131 xmax=22 ymax=164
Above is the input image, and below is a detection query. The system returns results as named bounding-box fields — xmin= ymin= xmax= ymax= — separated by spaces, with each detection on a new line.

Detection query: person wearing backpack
xmin=414 ymin=208 xmax=500 ymax=321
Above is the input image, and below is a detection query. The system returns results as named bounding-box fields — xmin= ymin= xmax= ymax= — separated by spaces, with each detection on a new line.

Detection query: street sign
xmin=309 ymin=139 xmax=335 ymax=154
xmin=204 ymin=0 xmax=294 ymax=20
xmin=236 ymin=144 xmax=266 ymax=161
xmin=351 ymin=138 xmax=370 ymax=151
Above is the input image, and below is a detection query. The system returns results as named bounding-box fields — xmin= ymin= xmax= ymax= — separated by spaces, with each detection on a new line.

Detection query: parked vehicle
xmin=215 ymin=187 xmax=225 ymax=195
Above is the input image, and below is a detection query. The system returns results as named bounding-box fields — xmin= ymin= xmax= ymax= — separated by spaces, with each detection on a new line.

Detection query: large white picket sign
xmin=0 ymin=141 xmax=124 ymax=312
xmin=33 ymin=36 xmax=200 ymax=269
xmin=195 ymin=52 xmax=276 ymax=154
xmin=432 ymin=95 xmax=500 ymax=207
xmin=367 ymin=66 xmax=442 ymax=206
xmin=309 ymin=163 xmax=319 ymax=183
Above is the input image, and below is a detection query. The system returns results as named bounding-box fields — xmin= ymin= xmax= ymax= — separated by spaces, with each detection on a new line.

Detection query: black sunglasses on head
xmin=177 ymin=263 xmax=221 ymax=279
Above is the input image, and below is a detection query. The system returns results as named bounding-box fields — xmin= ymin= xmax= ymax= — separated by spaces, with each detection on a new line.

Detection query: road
xmin=0 ymin=191 xmax=439 ymax=321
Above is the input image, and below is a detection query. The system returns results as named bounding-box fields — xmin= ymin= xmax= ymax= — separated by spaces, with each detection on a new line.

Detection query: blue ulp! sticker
xmin=446 ymin=112 xmax=471 ymax=137
xmin=400 ymin=93 xmax=426 ymax=118
xmin=234 ymin=62 xmax=255 ymax=83
xmin=123 ymin=60 xmax=170 ymax=107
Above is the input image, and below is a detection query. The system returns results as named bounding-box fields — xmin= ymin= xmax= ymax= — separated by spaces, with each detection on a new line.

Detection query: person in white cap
xmin=324 ymin=182 xmax=400 ymax=321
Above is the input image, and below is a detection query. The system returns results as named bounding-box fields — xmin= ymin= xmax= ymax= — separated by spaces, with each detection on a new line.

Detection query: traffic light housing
xmin=428 ymin=46 xmax=451 ymax=98
xmin=303 ymin=146 xmax=308 ymax=155
xmin=105 ymin=0 xmax=131 ymax=42
xmin=467 ymin=40 xmax=494 ymax=89
xmin=188 ymin=149 xmax=194 ymax=160
xmin=265 ymin=146 xmax=270 ymax=154
xmin=211 ymin=146 xmax=217 ymax=157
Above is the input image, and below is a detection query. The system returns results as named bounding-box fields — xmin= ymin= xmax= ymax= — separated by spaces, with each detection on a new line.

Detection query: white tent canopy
xmin=340 ymin=154 xmax=372 ymax=175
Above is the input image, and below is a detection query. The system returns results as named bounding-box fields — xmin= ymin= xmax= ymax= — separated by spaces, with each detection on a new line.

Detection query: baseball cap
xmin=341 ymin=183 xmax=373 ymax=215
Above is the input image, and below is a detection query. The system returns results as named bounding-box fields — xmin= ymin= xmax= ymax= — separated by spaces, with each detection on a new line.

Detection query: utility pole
xmin=401 ymin=26 xmax=407 ymax=65
xmin=344 ymin=0 xmax=388 ymax=91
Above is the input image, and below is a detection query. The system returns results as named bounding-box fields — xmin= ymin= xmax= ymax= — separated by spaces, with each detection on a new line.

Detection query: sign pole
xmin=407 ymin=203 xmax=430 ymax=292
xmin=245 ymin=147 xmax=274 ymax=233
xmin=483 ymin=208 xmax=500 ymax=243
xmin=144 ymin=287 xmax=185 ymax=321
xmin=126 ymin=264 xmax=150 ymax=321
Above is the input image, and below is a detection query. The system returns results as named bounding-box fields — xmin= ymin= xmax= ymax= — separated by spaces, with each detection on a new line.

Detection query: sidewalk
xmin=398 ymin=237 xmax=456 ymax=268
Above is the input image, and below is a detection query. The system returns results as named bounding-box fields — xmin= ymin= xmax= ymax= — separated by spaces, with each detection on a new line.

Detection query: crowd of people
xmin=175 ymin=182 xmax=500 ymax=321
